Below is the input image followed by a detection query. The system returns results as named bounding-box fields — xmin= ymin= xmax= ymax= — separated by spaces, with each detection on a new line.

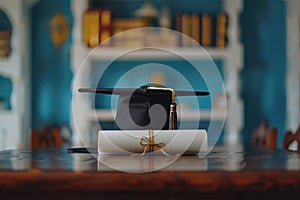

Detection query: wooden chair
xmin=30 ymin=125 xmax=62 ymax=149
xmin=252 ymin=120 xmax=278 ymax=149
xmin=283 ymin=126 xmax=300 ymax=152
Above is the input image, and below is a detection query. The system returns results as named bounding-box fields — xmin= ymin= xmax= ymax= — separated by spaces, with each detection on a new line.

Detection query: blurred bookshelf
xmin=0 ymin=0 xmax=33 ymax=150
xmin=87 ymin=47 xmax=229 ymax=60
xmin=285 ymin=0 xmax=300 ymax=138
xmin=70 ymin=0 xmax=244 ymax=146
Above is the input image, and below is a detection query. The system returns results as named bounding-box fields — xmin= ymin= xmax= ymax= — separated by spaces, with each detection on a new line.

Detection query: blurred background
xmin=0 ymin=0 xmax=299 ymax=150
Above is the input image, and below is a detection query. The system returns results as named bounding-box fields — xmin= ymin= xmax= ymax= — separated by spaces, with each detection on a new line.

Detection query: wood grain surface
xmin=1 ymin=146 xmax=300 ymax=199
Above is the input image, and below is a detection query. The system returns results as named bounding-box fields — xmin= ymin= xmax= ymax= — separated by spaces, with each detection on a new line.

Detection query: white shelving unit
xmin=70 ymin=0 xmax=244 ymax=147
xmin=285 ymin=0 xmax=300 ymax=135
xmin=87 ymin=47 xmax=229 ymax=60
xmin=0 ymin=0 xmax=35 ymax=150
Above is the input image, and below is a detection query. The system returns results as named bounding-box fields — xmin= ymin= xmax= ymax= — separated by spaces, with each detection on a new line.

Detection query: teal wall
xmin=241 ymin=0 xmax=286 ymax=145
xmin=92 ymin=59 xmax=223 ymax=110
xmin=0 ymin=10 xmax=12 ymax=110
xmin=0 ymin=76 xmax=12 ymax=110
xmin=30 ymin=0 xmax=287 ymax=145
xmin=32 ymin=0 xmax=73 ymax=129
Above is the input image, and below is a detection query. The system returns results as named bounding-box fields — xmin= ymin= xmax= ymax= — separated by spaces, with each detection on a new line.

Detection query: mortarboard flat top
xmin=79 ymin=85 xmax=209 ymax=130
xmin=78 ymin=87 xmax=209 ymax=96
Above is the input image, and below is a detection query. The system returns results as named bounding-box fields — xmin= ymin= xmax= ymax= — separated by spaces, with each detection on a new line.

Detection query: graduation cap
xmin=78 ymin=84 xmax=209 ymax=130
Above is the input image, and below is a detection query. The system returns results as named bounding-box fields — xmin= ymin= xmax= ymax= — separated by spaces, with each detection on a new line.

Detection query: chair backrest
xmin=283 ymin=126 xmax=300 ymax=152
xmin=30 ymin=125 xmax=63 ymax=149
xmin=252 ymin=120 xmax=278 ymax=149
xmin=265 ymin=128 xmax=278 ymax=149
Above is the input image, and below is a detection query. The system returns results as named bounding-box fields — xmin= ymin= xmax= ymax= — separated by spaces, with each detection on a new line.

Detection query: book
xmin=111 ymin=18 xmax=150 ymax=47
xmin=99 ymin=9 xmax=111 ymax=45
xmin=176 ymin=13 xmax=182 ymax=32
xmin=180 ymin=13 xmax=191 ymax=46
xmin=83 ymin=9 xmax=100 ymax=47
xmin=176 ymin=13 xmax=182 ymax=45
xmin=111 ymin=18 xmax=150 ymax=34
xmin=177 ymin=12 xmax=230 ymax=48
xmin=82 ymin=8 xmax=111 ymax=47
xmin=216 ymin=13 xmax=228 ymax=48
xmin=190 ymin=13 xmax=200 ymax=45
xmin=201 ymin=13 xmax=212 ymax=47
xmin=0 ymin=30 xmax=11 ymax=57
xmin=146 ymin=30 xmax=179 ymax=47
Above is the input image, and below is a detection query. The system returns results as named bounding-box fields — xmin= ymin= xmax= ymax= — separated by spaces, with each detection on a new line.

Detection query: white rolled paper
xmin=98 ymin=129 xmax=207 ymax=154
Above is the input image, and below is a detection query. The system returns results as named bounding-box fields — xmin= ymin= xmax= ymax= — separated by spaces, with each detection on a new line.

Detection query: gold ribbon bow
xmin=136 ymin=130 xmax=179 ymax=158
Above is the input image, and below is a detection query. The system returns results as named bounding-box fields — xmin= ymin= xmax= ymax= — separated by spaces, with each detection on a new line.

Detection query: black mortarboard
xmin=79 ymin=84 xmax=209 ymax=130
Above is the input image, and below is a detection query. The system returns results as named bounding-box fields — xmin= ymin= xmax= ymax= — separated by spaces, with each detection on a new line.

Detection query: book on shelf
xmin=216 ymin=13 xmax=228 ymax=48
xmin=82 ymin=8 xmax=111 ymax=47
xmin=145 ymin=30 xmax=179 ymax=47
xmin=176 ymin=12 xmax=228 ymax=48
xmin=100 ymin=9 xmax=111 ymax=44
xmin=111 ymin=18 xmax=150 ymax=47
xmin=111 ymin=18 xmax=150 ymax=35
xmin=0 ymin=30 xmax=11 ymax=57
xmin=180 ymin=13 xmax=191 ymax=46
xmin=190 ymin=13 xmax=200 ymax=44
xmin=176 ymin=13 xmax=182 ymax=45
xmin=201 ymin=13 xmax=212 ymax=47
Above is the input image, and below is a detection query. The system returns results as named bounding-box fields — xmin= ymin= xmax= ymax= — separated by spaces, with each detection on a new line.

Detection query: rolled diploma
xmin=98 ymin=129 xmax=207 ymax=154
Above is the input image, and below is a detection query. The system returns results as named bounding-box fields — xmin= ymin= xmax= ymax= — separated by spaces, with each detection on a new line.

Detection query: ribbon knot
xmin=140 ymin=136 xmax=165 ymax=153
xmin=136 ymin=130 xmax=179 ymax=158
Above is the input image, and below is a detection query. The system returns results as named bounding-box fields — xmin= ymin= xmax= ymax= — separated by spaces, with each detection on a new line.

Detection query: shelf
xmin=0 ymin=110 xmax=13 ymax=117
xmin=0 ymin=0 xmax=32 ymax=150
xmin=87 ymin=109 xmax=225 ymax=122
xmin=86 ymin=47 xmax=228 ymax=61
xmin=0 ymin=53 xmax=21 ymax=78
xmin=0 ymin=110 xmax=17 ymax=123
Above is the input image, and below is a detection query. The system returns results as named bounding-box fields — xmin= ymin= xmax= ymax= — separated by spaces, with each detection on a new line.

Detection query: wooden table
xmin=1 ymin=145 xmax=300 ymax=199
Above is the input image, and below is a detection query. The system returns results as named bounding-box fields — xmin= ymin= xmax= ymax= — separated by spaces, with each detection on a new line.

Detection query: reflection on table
xmin=1 ymin=144 xmax=300 ymax=172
